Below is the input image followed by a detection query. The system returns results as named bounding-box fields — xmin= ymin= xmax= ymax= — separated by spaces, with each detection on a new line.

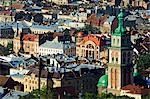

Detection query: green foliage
xmin=136 ymin=53 xmax=150 ymax=72
xmin=0 ymin=45 xmax=9 ymax=55
xmin=83 ymin=92 xmax=134 ymax=99
xmin=81 ymin=25 xmax=100 ymax=34
xmin=7 ymin=42 xmax=13 ymax=50
xmin=84 ymin=92 xmax=97 ymax=99
xmin=19 ymin=87 xmax=56 ymax=99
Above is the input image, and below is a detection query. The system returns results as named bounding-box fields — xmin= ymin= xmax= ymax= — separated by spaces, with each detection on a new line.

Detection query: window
xmin=35 ymin=81 xmax=37 ymax=84
xmin=112 ymin=57 xmax=114 ymax=62
xmin=117 ymin=39 xmax=119 ymax=45
xmin=113 ymin=39 xmax=115 ymax=45
xmin=116 ymin=58 xmax=118 ymax=63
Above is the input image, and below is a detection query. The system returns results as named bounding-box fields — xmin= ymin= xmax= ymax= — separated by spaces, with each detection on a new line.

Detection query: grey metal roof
xmin=40 ymin=40 xmax=63 ymax=49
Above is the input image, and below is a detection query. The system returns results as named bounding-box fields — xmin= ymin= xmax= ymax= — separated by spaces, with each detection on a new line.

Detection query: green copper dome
xmin=97 ymin=74 xmax=108 ymax=88
xmin=113 ymin=9 xmax=126 ymax=36
xmin=133 ymin=72 xmax=141 ymax=77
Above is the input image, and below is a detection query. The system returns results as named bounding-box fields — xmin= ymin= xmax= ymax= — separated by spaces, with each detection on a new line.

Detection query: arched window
xmin=86 ymin=44 xmax=94 ymax=49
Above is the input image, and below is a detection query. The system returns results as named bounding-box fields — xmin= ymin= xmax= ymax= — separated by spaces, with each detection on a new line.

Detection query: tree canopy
xmin=81 ymin=25 xmax=101 ymax=34
xmin=136 ymin=53 xmax=150 ymax=72
xmin=83 ymin=92 xmax=134 ymax=99
xmin=19 ymin=87 xmax=56 ymax=99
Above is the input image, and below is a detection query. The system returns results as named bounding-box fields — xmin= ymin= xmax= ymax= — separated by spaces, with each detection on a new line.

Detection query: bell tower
xmin=107 ymin=9 xmax=133 ymax=95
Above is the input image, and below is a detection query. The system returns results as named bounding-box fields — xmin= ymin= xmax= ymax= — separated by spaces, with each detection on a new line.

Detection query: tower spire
xmin=113 ymin=9 xmax=126 ymax=36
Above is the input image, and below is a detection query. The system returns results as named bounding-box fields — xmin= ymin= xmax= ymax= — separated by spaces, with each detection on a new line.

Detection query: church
xmin=97 ymin=9 xmax=149 ymax=99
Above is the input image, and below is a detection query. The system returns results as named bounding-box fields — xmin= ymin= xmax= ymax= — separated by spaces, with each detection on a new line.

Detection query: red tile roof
xmin=122 ymin=84 xmax=149 ymax=95
xmin=10 ymin=3 xmax=24 ymax=9
xmin=0 ymin=76 xmax=9 ymax=86
xmin=22 ymin=34 xmax=38 ymax=41
xmin=82 ymin=34 xmax=101 ymax=46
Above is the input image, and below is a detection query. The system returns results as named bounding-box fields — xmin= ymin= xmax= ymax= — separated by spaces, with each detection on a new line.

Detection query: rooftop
xmin=40 ymin=40 xmax=63 ymax=49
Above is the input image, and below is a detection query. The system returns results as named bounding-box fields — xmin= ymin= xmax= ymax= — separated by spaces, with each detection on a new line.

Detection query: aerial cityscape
xmin=0 ymin=0 xmax=150 ymax=99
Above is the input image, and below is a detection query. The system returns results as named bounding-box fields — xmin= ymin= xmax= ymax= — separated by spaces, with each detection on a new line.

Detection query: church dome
xmin=133 ymin=72 xmax=141 ymax=77
xmin=97 ymin=74 xmax=108 ymax=88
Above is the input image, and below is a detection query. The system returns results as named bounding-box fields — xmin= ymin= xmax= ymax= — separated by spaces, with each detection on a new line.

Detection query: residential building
xmin=13 ymin=34 xmax=49 ymax=56
xmin=52 ymin=68 xmax=105 ymax=94
xmin=0 ymin=62 xmax=12 ymax=75
xmin=39 ymin=37 xmax=76 ymax=56
xmin=76 ymin=32 xmax=107 ymax=60
xmin=13 ymin=34 xmax=39 ymax=56
xmin=87 ymin=14 xmax=108 ymax=28
xmin=10 ymin=67 xmax=30 ymax=75
xmin=47 ymin=0 xmax=74 ymax=5
xmin=23 ymin=68 xmax=53 ymax=92
xmin=0 ymin=25 xmax=14 ymax=47
xmin=120 ymin=85 xmax=149 ymax=99
xmin=0 ymin=75 xmax=23 ymax=91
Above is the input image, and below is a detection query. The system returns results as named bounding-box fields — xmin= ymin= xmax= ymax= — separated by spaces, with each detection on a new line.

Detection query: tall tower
xmin=107 ymin=9 xmax=133 ymax=95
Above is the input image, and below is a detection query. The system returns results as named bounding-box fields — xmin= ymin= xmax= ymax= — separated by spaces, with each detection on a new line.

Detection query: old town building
xmin=76 ymin=32 xmax=107 ymax=60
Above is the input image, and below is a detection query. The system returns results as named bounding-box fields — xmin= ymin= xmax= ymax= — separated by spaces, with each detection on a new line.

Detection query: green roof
xmin=112 ymin=9 xmax=126 ymax=36
xmin=97 ymin=74 xmax=108 ymax=88
xmin=133 ymin=72 xmax=141 ymax=77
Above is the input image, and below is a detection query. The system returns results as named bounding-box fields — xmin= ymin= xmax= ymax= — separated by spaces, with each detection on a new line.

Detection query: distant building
xmin=76 ymin=32 xmax=108 ymax=60
xmin=47 ymin=0 xmax=74 ymax=5
xmin=13 ymin=34 xmax=39 ymax=56
xmin=39 ymin=37 xmax=76 ymax=56
xmin=23 ymin=68 xmax=53 ymax=92
xmin=13 ymin=34 xmax=50 ymax=56
xmin=0 ymin=62 xmax=12 ymax=75
xmin=51 ymin=68 xmax=105 ymax=94
xmin=0 ymin=25 xmax=14 ymax=47
xmin=120 ymin=85 xmax=149 ymax=99
xmin=0 ymin=75 xmax=23 ymax=91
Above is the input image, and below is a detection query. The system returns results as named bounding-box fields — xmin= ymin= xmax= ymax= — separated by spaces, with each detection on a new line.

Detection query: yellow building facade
xmin=23 ymin=73 xmax=53 ymax=92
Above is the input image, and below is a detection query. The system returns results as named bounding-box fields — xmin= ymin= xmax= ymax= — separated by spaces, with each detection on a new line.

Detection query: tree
xmin=7 ymin=42 xmax=13 ymax=50
xmin=19 ymin=87 xmax=56 ymax=99
xmin=81 ymin=25 xmax=101 ymax=34
xmin=84 ymin=92 xmax=97 ymax=99
xmin=83 ymin=92 xmax=134 ymax=99
xmin=136 ymin=53 xmax=150 ymax=72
